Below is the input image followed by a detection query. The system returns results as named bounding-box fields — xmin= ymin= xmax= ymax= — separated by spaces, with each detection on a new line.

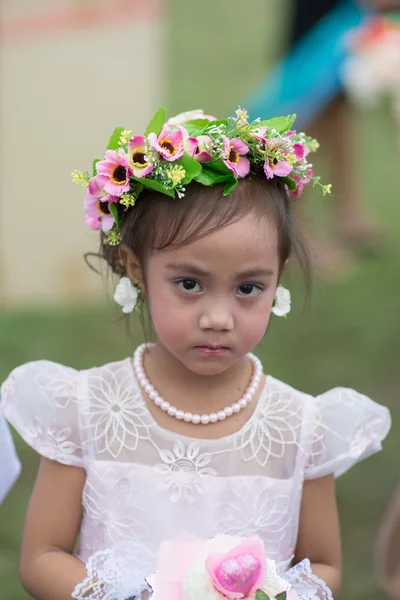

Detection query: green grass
xmin=1 ymin=1 xmax=399 ymax=598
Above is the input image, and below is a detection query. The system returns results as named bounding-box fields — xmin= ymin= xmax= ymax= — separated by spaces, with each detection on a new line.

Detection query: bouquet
xmin=72 ymin=535 xmax=333 ymax=600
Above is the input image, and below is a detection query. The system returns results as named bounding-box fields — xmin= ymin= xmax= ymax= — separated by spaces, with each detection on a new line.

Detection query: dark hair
xmin=92 ymin=173 xmax=311 ymax=288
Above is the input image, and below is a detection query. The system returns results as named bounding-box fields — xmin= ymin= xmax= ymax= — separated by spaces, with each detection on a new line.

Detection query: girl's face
xmin=145 ymin=212 xmax=280 ymax=376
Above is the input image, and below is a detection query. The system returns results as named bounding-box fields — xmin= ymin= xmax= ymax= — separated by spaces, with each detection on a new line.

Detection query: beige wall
xmin=0 ymin=0 xmax=164 ymax=307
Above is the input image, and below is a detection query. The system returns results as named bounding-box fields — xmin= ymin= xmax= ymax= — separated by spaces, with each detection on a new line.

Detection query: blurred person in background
xmin=250 ymin=0 xmax=399 ymax=274
xmin=377 ymin=485 xmax=400 ymax=599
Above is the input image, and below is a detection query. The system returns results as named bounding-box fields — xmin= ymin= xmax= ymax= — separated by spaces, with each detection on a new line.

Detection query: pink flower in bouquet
xmin=148 ymin=125 xmax=185 ymax=161
xmin=127 ymin=136 xmax=154 ymax=177
xmin=205 ymin=539 xmax=266 ymax=599
xmin=151 ymin=535 xmax=292 ymax=600
xmin=222 ymin=137 xmax=250 ymax=178
xmin=95 ymin=149 xmax=132 ymax=196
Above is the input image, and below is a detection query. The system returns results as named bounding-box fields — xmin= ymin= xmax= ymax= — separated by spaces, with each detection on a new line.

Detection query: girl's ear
xmin=120 ymin=246 xmax=146 ymax=298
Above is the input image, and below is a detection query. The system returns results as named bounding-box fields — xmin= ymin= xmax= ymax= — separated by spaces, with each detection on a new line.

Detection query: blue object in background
xmin=245 ymin=0 xmax=371 ymax=128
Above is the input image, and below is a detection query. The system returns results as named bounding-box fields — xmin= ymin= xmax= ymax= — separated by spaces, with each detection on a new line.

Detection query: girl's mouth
xmin=196 ymin=346 xmax=230 ymax=356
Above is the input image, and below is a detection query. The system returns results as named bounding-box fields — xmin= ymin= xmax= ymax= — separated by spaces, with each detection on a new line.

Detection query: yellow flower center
xmin=160 ymin=138 xmax=177 ymax=155
xmin=111 ymin=165 xmax=128 ymax=185
xmin=130 ymin=150 xmax=149 ymax=168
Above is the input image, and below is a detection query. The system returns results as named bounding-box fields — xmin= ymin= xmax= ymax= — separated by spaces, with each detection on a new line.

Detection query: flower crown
xmin=72 ymin=108 xmax=331 ymax=246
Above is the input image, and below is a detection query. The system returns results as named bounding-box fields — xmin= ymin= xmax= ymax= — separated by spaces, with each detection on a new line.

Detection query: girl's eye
xmin=176 ymin=279 xmax=201 ymax=293
xmin=237 ymin=283 xmax=263 ymax=297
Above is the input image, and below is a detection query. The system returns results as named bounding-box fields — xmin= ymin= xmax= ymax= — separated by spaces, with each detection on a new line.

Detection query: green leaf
xmin=144 ymin=108 xmax=166 ymax=136
xmin=282 ymin=176 xmax=297 ymax=191
xmin=92 ymin=158 xmax=100 ymax=177
xmin=207 ymin=158 xmax=232 ymax=175
xmin=256 ymin=591 xmax=270 ymax=600
xmin=131 ymin=176 xmax=175 ymax=198
xmin=258 ymin=114 xmax=296 ymax=134
xmin=107 ymin=127 xmax=125 ymax=151
xmin=205 ymin=119 xmax=228 ymax=131
xmin=194 ymin=168 xmax=233 ymax=187
xmin=109 ymin=202 xmax=120 ymax=227
xmin=130 ymin=182 xmax=143 ymax=196
xmin=275 ymin=593 xmax=287 ymax=600
xmin=176 ymin=154 xmax=202 ymax=184
xmin=181 ymin=119 xmax=210 ymax=136
xmin=223 ymin=177 xmax=238 ymax=196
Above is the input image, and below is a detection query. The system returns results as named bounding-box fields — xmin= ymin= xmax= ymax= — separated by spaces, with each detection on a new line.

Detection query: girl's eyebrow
xmin=165 ymin=263 xmax=275 ymax=278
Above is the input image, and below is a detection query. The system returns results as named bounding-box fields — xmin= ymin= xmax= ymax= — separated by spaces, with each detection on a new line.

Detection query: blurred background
xmin=0 ymin=0 xmax=399 ymax=598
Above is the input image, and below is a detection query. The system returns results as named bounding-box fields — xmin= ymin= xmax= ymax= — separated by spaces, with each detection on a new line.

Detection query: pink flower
xmin=184 ymin=134 xmax=213 ymax=162
xmin=183 ymin=134 xmax=200 ymax=157
xmin=223 ymin=137 xmax=250 ymax=178
xmin=96 ymin=149 xmax=132 ymax=196
xmin=195 ymin=135 xmax=213 ymax=162
xmin=148 ymin=125 xmax=185 ymax=161
xmin=291 ymin=142 xmax=309 ymax=162
xmin=254 ymin=126 xmax=268 ymax=143
xmin=289 ymin=170 xmax=312 ymax=198
xmin=206 ymin=539 xmax=266 ymax=599
xmin=263 ymin=141 xmax=293 ymax=180
xmin=84 ymin=178 xmax=117 ymax=231
xmin=127 ymin=136 xmax=153 ymax=177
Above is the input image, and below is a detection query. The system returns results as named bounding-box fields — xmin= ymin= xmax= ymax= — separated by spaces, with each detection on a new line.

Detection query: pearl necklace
xmin=133 ymin=343 xmax=263 ymax=425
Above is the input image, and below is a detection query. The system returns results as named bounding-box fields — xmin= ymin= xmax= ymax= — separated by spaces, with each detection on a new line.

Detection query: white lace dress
xmin=0 ymin=353 xmax=391 ymax=599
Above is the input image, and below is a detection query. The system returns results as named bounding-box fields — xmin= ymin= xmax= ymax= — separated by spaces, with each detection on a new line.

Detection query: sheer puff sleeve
xmin=305 ymin=387 xmax=391 ymax=480
xmin=1 ymin=360 xmax=84 ymax=468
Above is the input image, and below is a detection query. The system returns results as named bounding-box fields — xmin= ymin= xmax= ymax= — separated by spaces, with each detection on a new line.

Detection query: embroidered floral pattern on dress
xmin=26 ymin=417 xmax=79 ymax=463
xmin=82 ymin=469 xmax=148 ymax=548
xmin=155 ymin=440 xmax=217 ymax=504
xmin=35 ymin=362 xmax=78 ymax=408
xmin=0 ymin=358 xmax=391 ymax=579
xmin=215 ymin=478 xmax=294 ymax=562
xmin=237 ymin=387 xmax=303 ymax=466
xmin=82 ymin=361 xmax=154 ymax=458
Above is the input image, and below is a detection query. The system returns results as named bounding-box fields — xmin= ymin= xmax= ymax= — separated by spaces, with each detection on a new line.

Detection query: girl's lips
xmin=196 ymin=346 xmax=230 ymax=355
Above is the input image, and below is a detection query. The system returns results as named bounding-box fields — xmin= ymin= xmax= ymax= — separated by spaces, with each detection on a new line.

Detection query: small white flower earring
xmin=272 ymin=286 xmax=291 ymax=317
xmin=114 ymin=277 xmax=140 ymax=313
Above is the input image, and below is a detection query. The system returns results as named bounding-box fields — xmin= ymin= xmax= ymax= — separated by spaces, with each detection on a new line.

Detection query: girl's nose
xmin=199 ymin=302 xmax=234 ymax=331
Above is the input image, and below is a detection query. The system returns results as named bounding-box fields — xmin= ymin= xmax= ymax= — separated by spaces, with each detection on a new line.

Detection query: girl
xmin=0 ymin=108 xmax=391 ymax=600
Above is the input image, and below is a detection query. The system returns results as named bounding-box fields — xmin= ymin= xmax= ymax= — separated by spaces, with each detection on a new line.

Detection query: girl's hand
xmin=294 ymin=474 xmax=342 ymax=597
xmin=20 ymin=457 xmax=87 ymax=600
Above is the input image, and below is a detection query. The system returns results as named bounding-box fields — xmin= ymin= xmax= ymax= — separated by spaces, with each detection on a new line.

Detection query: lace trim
xmin=72 ymin=542 xmax=153 ymax=600
xmin=285 ymin=559 xmax=334 ymax=600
